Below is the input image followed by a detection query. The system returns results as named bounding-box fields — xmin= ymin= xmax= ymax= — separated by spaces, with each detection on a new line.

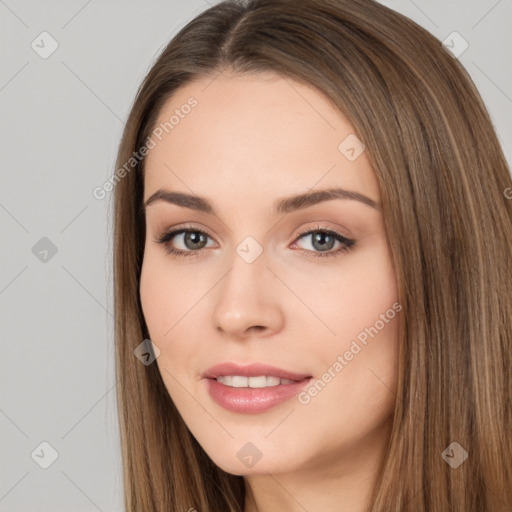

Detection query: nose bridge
xmin=211 ymin=236 xmax=283 ymax=337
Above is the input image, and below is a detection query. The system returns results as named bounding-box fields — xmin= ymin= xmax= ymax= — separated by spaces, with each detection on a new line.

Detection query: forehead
xmin=143 ymin=71 xmax=380 ymax=207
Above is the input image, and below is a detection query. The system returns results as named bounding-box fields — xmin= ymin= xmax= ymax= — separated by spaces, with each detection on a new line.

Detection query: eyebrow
xmin=142 ymin=187 xmax=381 ymax=215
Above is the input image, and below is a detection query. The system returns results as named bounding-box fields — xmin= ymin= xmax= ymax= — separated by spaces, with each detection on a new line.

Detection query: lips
xmin=202 ymin=362 xmax=313 ymax=414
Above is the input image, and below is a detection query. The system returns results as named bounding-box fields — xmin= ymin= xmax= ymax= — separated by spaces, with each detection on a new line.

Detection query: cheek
xmin=336 ymin=254 xmax=398 ymax=343
xmin=292 ymin=238 xmax=399 ymax=350
xmin=139 ymin=257 xmax=194 ymax=409
xmin=139 ymin=251 xmax=204 ymax=341
xmin=296 ymin=241 xmax=400 ymax=414
xmin=139 ymin=251 xmax=214 ymax=392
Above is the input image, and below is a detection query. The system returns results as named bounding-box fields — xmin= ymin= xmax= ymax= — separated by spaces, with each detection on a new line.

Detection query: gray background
xmin=1 ymin=1 xmax=510 ymax=510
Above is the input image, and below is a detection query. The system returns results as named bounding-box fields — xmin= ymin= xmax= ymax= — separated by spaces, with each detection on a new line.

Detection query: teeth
xmin=233 ymin=376 xmax=248 ymax=387
xmin=247 ymin=376 xmax=267 ymax=388
xmin=264 ymin=376 xmax=280 ymax=387
xmin=215 ymin=375 xmax=297 ymax=388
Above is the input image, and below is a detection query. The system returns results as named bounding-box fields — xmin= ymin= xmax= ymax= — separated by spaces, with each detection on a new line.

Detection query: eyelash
xmin=154 ymin=223 xmax=356 ymax=260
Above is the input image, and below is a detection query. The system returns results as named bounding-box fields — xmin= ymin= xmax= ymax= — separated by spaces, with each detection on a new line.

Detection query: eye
xmin=154 ymin=224 xmax=215 ymax=259
xmin=154 ymin=223 xmax=356 ymax=259
xmin=291 ymin=225 xmax=356 ymax=258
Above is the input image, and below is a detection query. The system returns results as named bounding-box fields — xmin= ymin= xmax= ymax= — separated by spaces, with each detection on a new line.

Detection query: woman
xmin=112 ymin=0 xmax=512 ymax=510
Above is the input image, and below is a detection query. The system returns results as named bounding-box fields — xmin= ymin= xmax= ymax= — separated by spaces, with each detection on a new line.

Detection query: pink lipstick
xmin=202 ymin=362 xmax=312 ymax=414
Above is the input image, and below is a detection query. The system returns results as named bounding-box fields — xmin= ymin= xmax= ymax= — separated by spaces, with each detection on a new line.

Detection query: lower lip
xmin=204 ymin=377 xmax=312 ymax=414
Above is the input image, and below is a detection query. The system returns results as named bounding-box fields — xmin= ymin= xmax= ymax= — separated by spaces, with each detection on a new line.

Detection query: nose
xmin=211 ymin=245 xmax=285 ymax=339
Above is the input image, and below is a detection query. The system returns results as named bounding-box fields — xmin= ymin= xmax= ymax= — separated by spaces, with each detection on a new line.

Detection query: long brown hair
xmin=112 ymin=0 xmax=512 ymax=510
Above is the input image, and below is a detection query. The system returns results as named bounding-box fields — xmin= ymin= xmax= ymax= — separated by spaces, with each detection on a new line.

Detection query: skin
xmin=139 ymin=70 xmax=400 ymax=512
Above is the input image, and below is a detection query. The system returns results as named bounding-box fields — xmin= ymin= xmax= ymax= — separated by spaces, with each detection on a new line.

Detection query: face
xmin=139 ymin=71 xmax=400 ymax=477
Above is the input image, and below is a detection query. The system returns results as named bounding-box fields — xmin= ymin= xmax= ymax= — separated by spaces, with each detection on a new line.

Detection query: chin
xmin=201 ymin=442 xmax=298 ymax=476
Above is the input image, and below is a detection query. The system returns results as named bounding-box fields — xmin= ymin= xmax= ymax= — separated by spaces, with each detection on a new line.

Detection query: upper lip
xmin=202 ymin=362 xmax=311 ymax=381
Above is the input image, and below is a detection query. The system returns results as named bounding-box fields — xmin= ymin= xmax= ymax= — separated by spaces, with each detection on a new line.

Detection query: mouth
xmin=202 ymin=362 xmax=313 ymax=414
xmin=214 ymin=375 xmax=299 ymax=387
xmin=202 ymin=362 xmax=311 ymax=381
